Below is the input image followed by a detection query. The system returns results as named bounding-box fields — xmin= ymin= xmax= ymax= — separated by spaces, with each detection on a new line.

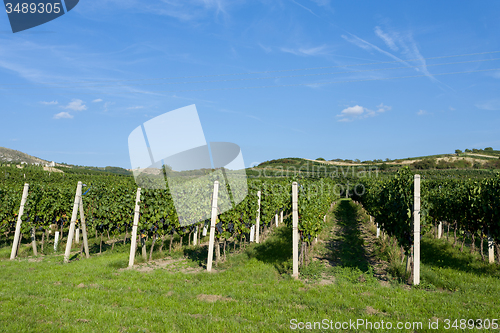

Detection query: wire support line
xmin=1 ymin=57 xmax=499 ymax=90
xmin=1 ymin=67 xmax=498 ymax=96
xmin=0 ymin=50 xmax=499 ymax=86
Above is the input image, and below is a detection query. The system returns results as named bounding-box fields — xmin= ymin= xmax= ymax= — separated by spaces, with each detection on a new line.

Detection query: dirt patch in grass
xmin=121 ymin=257 xmax=206 ymax=274
xmin=366 ymin=306 xmax=379 ymax=315
xmin=196 ymin=294 xmax=234 ymax=303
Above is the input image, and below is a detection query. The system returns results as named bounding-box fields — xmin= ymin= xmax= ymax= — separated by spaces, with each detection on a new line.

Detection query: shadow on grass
xmin=183 ymin=246 xmax=209 ymax=268
xmin=421 ymin=237 xmax=500 ymax=278
xmin=245 ymin=227 xmax=293 ymax=274
xmin=326 ymin=200 xmax=370 ymax=273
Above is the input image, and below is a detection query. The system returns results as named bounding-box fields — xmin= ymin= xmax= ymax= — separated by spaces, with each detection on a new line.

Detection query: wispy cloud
xmin=342 ymin=27 xmax=444 ymax=85
xmin=63 ymin=99 xmax=87 ymax=112
xmin=93 ymin=99 xmax=103 ymax=103
xmin=377 ymin=103 xmax=391 ymax=113
xmin=281 ymin=45 xmax=329 ymax=57
xmin=476 ymin=100 xmax=500 ymax=111
xmin=104 ymin=101 xmax=115 ymax=112
xmin=258 ymin=43 xmax=272 ymax=53
xmin=374 ymin=26 xmax=398 ymax=51
xmin=289 ymin=0 xmax=319 ymax=17
xmin=309 ymin=0 xmax=331 ymax=8
xmin=53 ymin=112 xmax=73 ymax=119
xmin=91 ymin=0 xmax=234 ymax=21
xmin=449 ymin=106 xmax=456 ymax=111
xmin=127 ymin=106 xmax=144 ymax=110
xmin=417 ymin=109 xmax=429 ymax=116
xmin=40 ymin=101 xmax=58 ymax=105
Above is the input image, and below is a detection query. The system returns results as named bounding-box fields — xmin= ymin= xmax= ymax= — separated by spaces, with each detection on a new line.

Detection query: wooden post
xmin=202 ymin=223 xmax=208 ymax=237
xmin=275 ymin=213 xmax=279 ymax=227
xmin=250 ymin=225 xmax=255 ymax=242
xmin=75 ymin=228 xmax=80 ymax=244
xmin=193 ymin=225 xmax=198 ymax=246
xmin=255 ymin=191 xmax=261 ymax=243
xmin=30 ymin=227 xmax=37 ymax=256
xmin=413 ymin=174 xmax=421 ymax=285
xmin=207 ymin=181 xmax=219 ymax=272
xmin=280 ymin=210 xmax=283 ymax=224
xmin=54 ymin=231 xmax=60 ymax=251
xmin=376 ymin=223 xmax=380 ymax=238
xmin=79 ymin=198 xmax=90 ymax=258
xmin=292 ymin=182 xmax=299 ymax=279
xmin=141 ymin=235 xmax=147 ymax=260
xmin=64 ymin=182 xmax=82 ymax=263
xmin=10 ymin=183 xmax=29 ymax=260
xmin=437 ymin=222 xmax=442 ymax=239
xmin=488 ymin=234 xmax=495 ymax=264
xmin=128 ymin=188 xmax=141 ymax=267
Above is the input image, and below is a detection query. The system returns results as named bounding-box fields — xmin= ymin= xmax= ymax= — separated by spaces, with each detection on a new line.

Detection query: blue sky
xmin=1 ymin=0 xmax=500 ymax=168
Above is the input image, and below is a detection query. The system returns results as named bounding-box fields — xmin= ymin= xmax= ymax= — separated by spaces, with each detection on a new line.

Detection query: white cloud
xmin=127 ymin=106 xmax=144 ymax=110
xmin=374 ymin=26 xmax=398 ymax=51
xmin=40 ymin=101 xmax=58 ymax=105
xmin=449 ymin=106 xmax=456 ymax=111
xmin=53 ymin=112 xmax=74 ymax=119
xmin=92 ymin=99 xmax=103 ymax=103
xmin=341 ymin=105 xmax=365 ymax=116
xmin=476 ymin=100 xmax=500 ymax=111
xmin=63 ymin=99 xmax=87 ymax=112
xmin=337 ymin=103 xmax=390 ymax=122
xmin=377 ymin=103 xmax=392 ymax=113
xmin=417 ymin=110 xmax=428 ymax=116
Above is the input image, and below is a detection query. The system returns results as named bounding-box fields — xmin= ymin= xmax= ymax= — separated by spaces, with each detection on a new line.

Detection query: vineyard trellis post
xmin=10 ymin=183 xmax=29 ymax=260
xmin=488 ymin=233 xmax=495 ymax=264
xmin=30 ymin=226 xmax=37 ymax=256
xmin=292 ymin=182 xmax=299 ymax=279
xmin=193 ymin=226 xmax=198 ymax=246
xmin=207 ymin=181 xmax=219 ymax=272
xmin=128 ymin=188 xmax=141 ymax=267
xmin=250 ymin=225 xmax=255 ymax=242
xmin=437 ymin=222 xmax=442 ymax=239
xmin=78 ymin=196 xmax=90 ymax=258
xmin=64 ymin=182 xmax=83 ymax=263
xmin=280 ymin=209 xmax=283 ymax=224
xmin=256 ymin=190 xmax=261 ymax=243
xmin=413 ymin=174 xmax=421 ymax=285
xmin=54 ymin=231 xmax=60 ymax=251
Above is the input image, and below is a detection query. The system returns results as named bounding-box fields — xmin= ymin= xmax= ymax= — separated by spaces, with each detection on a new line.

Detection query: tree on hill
xmin=315 ymin=157 xmax=325 ymax=161
xmin=455 ymin=149 xmax=462 ymax=155
xmin=465 ymin=149 xmax=471 ymax=153
xmin=485 ymin=147 xmax=493 ymax=151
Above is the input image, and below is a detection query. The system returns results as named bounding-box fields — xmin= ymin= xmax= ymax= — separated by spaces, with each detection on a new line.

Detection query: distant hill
xmin=251 ymin=150 xmax=500 ymax=174
xmin=0 ymin=146 xmax=132 ymax=176
xmin=0 ymin=146 xmax=50 ymax=165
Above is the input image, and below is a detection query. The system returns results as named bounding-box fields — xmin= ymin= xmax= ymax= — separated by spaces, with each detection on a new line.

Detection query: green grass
xmin=1 ymin=202 xmax=500 ymax=332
